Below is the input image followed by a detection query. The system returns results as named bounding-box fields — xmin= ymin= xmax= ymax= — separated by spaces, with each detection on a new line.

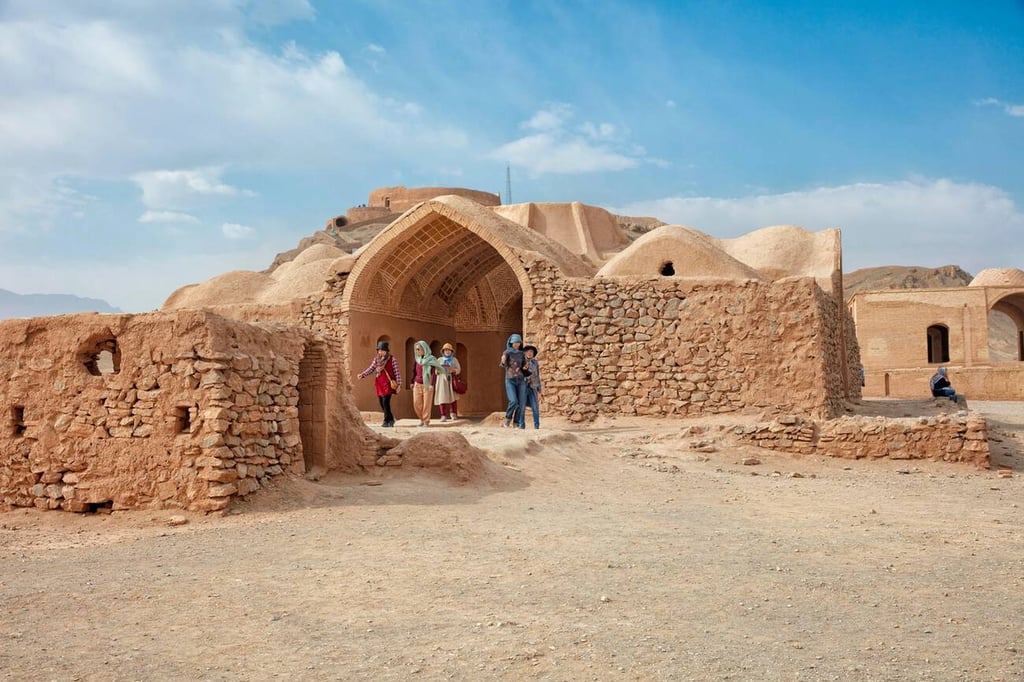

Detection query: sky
xmin=1 ymin=0 xmax=1022 ymax=312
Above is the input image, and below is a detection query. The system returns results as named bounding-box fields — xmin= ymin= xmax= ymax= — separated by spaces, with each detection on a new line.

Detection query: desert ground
xmin=1 ymin=401 xmax=1022 ymax=681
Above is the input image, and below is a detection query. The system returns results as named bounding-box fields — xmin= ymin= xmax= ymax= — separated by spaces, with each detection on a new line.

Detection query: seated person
xmin=929 ymin=367 xmax=958 ymax=404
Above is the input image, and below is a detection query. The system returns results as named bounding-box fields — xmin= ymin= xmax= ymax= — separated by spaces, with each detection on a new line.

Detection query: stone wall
xmin=734 ymin=413 xmax=989 ymax=466
xmin=523 ymin=260 xmax=851 ymax=420
xmin=0 ymin=312 xmax=324 ymax=512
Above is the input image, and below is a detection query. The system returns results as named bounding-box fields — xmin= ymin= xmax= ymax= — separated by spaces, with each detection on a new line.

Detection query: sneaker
xmin=502 ymin=419 xmax=511 ymax=428
xmin=439 ymin=416 xmax=449 ymax=422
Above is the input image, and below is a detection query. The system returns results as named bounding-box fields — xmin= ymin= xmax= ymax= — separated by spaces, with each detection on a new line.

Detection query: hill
xmin=0 ymin=289 xmax=121 ymax=320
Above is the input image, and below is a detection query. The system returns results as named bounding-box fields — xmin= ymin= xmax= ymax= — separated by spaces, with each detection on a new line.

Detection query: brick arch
xmin=988 ymin=291 xmax=1024 ymax=361
xmin=341 ymin=201 xmax=536 ymax=321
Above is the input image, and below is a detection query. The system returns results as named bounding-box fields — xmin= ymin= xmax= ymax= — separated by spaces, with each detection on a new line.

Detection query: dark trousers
xmin=378 ymin=394 xmax=395 ymax=425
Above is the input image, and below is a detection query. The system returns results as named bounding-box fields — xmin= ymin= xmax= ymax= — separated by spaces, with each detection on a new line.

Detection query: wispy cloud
xmin=133 ymin=168 xmax=256 ymax=209
xmin=138 ymin=210 xmax=199 ymax=224
xmin=222 ymin=222 xmax=255 ymax=239
xmin=491 ymin=104 xmax=644 ymax=176
xmin=976 ymin=97 xmax=1024 ymax=118
xmin=610 ymin=178 xmax=1024 ymax=275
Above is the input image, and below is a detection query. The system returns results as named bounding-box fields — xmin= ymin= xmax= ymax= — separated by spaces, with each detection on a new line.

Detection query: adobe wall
xmin=865 ymin=366 xmax=1024 ymax=401
xmin=345 ymin=206 xmax=394 ymax=223
xmin=521 ymin=258 xmax=851 ymax=420
xmin=367 ymin=186 xmax=501 ymax=214
xmin=734 ymin=413 xmax=988 ymax=466
xmin=851 ymin=288 xmax=992 ymax=369
xmin=0 ymin=311 xmax=376 ymax=512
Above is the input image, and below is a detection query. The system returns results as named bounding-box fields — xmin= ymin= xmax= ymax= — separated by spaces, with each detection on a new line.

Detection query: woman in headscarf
xmin=357 ymin=340 xmax=402 ymax=427
xmin=929 ymin=366 xmax=958 ymax=404
xmin=411 ymin=340 xmax=448 ymax=427
xmin=499 ymin=333 xmax=527 ymax=428
xmin=434 ymin=342 xmax=462 ymax=421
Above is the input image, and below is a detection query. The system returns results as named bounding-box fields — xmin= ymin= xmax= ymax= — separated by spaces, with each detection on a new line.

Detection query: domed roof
xmin=597 ymin=225 xmax=765 ymax=281
xmin=969 ymin=268 xmax=1024 ymax=287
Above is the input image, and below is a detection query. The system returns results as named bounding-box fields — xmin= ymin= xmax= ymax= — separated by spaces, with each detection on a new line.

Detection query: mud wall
xmin=0 ymin=312 xmax=340 ymax=512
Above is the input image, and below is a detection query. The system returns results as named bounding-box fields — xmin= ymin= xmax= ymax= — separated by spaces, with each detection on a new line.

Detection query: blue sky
xmin=1 ymin=0 xmax=1022 ymax=311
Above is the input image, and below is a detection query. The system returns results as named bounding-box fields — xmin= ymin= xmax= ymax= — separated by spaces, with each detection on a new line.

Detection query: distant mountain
xmin=843 ymin=265 xmax=973 ymax=298
xmin=0 ymin=289 xmax=121 ymax=320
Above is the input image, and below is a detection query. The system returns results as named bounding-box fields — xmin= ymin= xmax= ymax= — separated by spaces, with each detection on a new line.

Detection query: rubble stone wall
xmin=523 ymin=261 xmax=850 ymax=420
xmin=734 ymin=413 xmax=989 ymax=466
xmin=0 ymin=311 xmax=315 ymax=512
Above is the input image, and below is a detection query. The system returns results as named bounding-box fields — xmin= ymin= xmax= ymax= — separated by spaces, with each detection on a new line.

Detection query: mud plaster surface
xmin=1 ymin=401 xmax=1023 ymax=681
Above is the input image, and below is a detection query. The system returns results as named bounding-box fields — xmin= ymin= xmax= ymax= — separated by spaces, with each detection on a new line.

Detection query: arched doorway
xmin=342 ymin=201 xmax=534 ymax=418
xmin=989 ymin=293 xmax=1024 ymax=362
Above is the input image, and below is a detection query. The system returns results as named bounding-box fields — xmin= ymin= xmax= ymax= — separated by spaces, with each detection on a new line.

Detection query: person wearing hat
xmin=522 ymin=344 xmax=543 ymax=429
xmin=434 ymin=342 xmax=462 ymax=421
xmin=357 ymin=340 xmax=401 ymax=427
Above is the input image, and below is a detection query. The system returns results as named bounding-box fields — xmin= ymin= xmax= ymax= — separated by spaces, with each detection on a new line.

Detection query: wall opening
xmin=884 ymin=373 xmax=890 ymax=397
xmin=926 ymin=325 xmax=950 ymax=364
xmin=298 ymin=342 xmax=327 ymax=473
xmin=660 ymin=261 xmax=675 ymax=276
xmin=11 ymin=405 xmax=26 ymax=437
xmin=987 ymin=309 xmax=1020 ymax=362
xmin=173 ymin=406 xmax=193 ymax=434
xmin=81 ymin=336 xmax=121 ymax=376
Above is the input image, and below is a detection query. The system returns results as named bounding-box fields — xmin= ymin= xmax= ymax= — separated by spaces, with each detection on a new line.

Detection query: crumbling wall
xmin=0 ymin=312 xmax=327 ymax=512
xmin=524 ymin=261 xmax=848 ymax=420
xmin=734 ymin=413 xmax=988 ymax=466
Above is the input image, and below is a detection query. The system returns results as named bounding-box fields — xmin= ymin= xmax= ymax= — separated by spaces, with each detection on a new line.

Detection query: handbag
xmin=389 ymin=379 xmax=398 ymax=391
xmin=452 ymin=375 xmax=467 ymax=394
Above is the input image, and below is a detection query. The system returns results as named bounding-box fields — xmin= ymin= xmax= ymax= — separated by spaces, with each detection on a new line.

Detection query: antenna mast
xmin=505 ymin=164 xmax=512 ymax=205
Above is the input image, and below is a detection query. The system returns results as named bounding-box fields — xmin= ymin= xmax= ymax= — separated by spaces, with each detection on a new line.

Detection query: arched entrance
xmin=342 ymin=200 xmax=536 ymax=418
xmin=989 ymin=293 xmax=1024 ymax=362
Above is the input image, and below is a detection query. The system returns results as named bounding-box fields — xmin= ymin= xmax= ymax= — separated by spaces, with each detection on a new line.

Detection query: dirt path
xmin=1 ymin=403 xmax=1022 ymax=681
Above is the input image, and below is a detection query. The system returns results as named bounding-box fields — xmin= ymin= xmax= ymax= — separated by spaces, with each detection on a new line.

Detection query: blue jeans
xmin=504 ymin=376 xmax=527 ymax=427
xmin=525 ymin=387 xmax=540 ymax=428
xmin=933 ymin=387 xmax=957 ymax=403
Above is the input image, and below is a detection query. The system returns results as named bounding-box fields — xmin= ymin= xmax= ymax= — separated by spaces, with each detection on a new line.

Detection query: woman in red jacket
xmin=358 ymin=340 xmax=402 ymax=427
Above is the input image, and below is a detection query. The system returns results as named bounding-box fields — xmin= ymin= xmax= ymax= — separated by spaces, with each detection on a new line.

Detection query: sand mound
xmin=385 ymin=431 xmax=489 ymax=483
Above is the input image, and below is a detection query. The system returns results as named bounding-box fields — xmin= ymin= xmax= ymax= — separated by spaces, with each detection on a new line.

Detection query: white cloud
xmin=138 ymin=210 xmax=199 ymax=224
xmin=0 ymin=11 xmax=468 ymax=180
xmin=665 ymin=100 xmax=677 ymax=109
xmin=222 ymin=222 xmax=255 ymax=239
xmin=524 ymin=104 xmax=574 ymax=132
xmin=133 ymin=168 xmax=255 ymax=209
xmin=492 ymin=105 xmax=644 ymax=176
xmin=976 ymin=97 xmax=1024 ymax=118
xmin=610 ymin=179 xmax=1024 ymax=275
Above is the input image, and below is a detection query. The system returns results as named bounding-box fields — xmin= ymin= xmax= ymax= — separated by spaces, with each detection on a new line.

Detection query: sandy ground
xmin=1 ymin=402 xmax=1022 ymax=681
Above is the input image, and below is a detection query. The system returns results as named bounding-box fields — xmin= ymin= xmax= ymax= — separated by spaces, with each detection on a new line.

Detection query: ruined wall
xmin=0 ymin=311 xmax=371 ymax=512
xmin=367 ymin=186 xmax=501 ymax=214
xmin=735 ymin=413 xmax=988 ymax=466
xmin=522 ymin=258 xmax=850 ymax=420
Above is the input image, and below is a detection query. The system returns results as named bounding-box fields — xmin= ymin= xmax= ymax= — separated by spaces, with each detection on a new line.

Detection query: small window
xmin=11 ymin=406 xmax=26 ymax=437
xmin=384 ymin=196 xmax=391 ymax=209
xmin=660 ymin=261 xmax=675 ymax=276
xmin=82 ymin=337 xmax=120 ymax=376
xmin=926 ymin=325 xmax=950 ymax=364
xmin=174 ymin=406 xmax=194 ymax=434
